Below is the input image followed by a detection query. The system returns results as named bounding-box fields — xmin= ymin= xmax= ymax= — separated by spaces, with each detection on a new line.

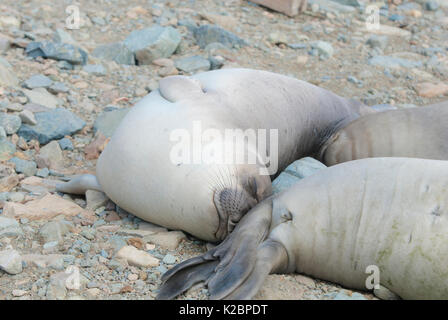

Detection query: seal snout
xmin=213 ymin=187 xmax=257 ymax=241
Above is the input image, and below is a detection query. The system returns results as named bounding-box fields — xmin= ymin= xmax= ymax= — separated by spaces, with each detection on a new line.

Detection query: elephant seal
xmin=57 ymin=68 xmax=372 ymax=242
xmin=158 ymin=157 xmax=448 ymax=300
xmin=320 ymin=100 xmax=448 ymax=166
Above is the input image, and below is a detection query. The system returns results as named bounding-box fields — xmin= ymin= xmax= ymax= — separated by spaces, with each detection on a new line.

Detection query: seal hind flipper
xmin=157 ymin=200 xmax=275 ymax=300
xmin=56 ymin=174 xmax=102 ymax=195
xmin=159 ymin=75 xmax=205 ymax=103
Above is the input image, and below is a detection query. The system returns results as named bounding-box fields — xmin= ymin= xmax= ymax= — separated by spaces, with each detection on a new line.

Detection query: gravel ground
xmin=0 ymin=0 xmax=446 ymax=300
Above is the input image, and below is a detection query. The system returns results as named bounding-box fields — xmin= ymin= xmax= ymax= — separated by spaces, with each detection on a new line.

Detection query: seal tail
xmin=157 ymin=200 xmax=286 ymax=300
xmin=56 ymin=174 xmax=103 ymax=195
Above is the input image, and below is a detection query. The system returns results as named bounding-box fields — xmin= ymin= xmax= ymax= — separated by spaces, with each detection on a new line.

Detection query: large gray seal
xmin=320 ymin=100 xmax=448 ymax=166
xmin=57 ymin=68 xmax=372 ymax=242
xmin=158 ymin=157 xmax=448 ymax=300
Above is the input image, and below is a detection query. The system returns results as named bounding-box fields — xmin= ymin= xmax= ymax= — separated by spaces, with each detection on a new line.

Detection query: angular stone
xmin=272 ymin=157 xmax=327 ymax=194
xmin=0 ymin=249 xmax=22 ymax=275
xmin=23 ymin=74 xmax=53 ymax=89
xmin=0 ymin=63 xmax=19 ymax=87
xmin=17 ymin=108 xmax=86 ymax=145
xmin=36 ymin=141 xmax=64 ymax=170
xmin=115 ymin=245 xmax=159 ymax=267
xmin=92 ymin=42 xmax=135 ymax=65
xmin=19 ymin=110 xmax=37 ymax=125
xmin=22 ymin=88 xmax=60 ymax=109
xmin=9 ymin=157 xmax=37 ymax=177
xmin=0 ymin=216 xmax=23 ymax=238
xmin=0 ymin=113 xmax=21 ymax=135
xmin=248 ymin=0 xmax=305 ymax=16
xmin=39 ymin=220 xmax=73 ymax=243
xmin=26 ymin=41 xmax=88 ymax=65
xmin=193 ymin=25 xmax=247 ymax=49
xmin=415 ymin=82 xmax=448 ymax=98
xmin=123 ymin=26 xmax=181 ymax=65
xmin=0 ymin=139 xmax=16 ymax=161
xmin=143 ymin=231 xmax=186 ymax=250
xmin=175 ymin=56 xmax=211 ymax=73
xmin=0 ymin=174 xmax=19 ymax=192
xmin=3 ymin=194 xmax=86 ymax=220
xmin=86 ymin=190 xmax=108 ymax=210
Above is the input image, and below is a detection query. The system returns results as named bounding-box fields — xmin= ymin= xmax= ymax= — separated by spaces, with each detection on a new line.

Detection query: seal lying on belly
xmin=320 ymin=100 xmax=448 ymax=166
xmin=158 ymin=157 xmax=448 ymax=300
xmin=57 ymin=68 xmax=372 ymax=242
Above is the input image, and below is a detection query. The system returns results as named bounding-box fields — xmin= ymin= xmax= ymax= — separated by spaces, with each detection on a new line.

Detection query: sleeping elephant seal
xmin=320 ymin=100 xmax=448 ymax=166
xmin=158 ymin=157 xmax=448 ymax=300
xmin=57 ymin=68 xmax=372 ymax=242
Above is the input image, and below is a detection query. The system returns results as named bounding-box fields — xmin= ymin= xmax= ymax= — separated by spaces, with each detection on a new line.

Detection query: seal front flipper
xmin=157 ymin=199 xmax=275 ymax=300
xmin=56 ymin=174 xmax=102 ymax=195
xmin=159 ymin=75 xmax=205 ymax=103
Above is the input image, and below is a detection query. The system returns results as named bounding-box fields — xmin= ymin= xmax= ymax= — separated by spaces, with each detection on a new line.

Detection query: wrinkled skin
xmin=158 ymin=158 xmax=448 ymax=300
xmin=320 ymin=101 xmax=448 ymax=166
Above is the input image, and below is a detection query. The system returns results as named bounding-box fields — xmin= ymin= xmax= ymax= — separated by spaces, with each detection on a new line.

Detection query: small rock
xmin=115 ymin=245 xmax=159 ymax=267
xmin=83 ymin=64 xmax=106 ymax=76
xmin=3 ymin=194 xmax=86 ymax=220
xmin=144 ymin=231 xmax=186 ymax=250
xmin=310 ymin=41 xmax=334 ymax=59
xmin=92 ymin=42 xmax=135 ymax=65
xmin=9 ymin=157 xmax=37 ymax=177
xmin=175 ymin=56 xmax=211 ymax=73
xmin=162 ymin=254 xmax=176 ymax=265
xmin=366 ymin=35 xmax=389 ymax=50
xmin=21 ymin=88 xmax=60 ymax=109
xmin=425 ymin=1 xmax=439 ymax=11
xmin=18 ymin=108 xmax=86 ymax=145
xmin=26 ymin=41 xmax=87 ymax=65
xmin=123 ymin=26 xmax=182 ymax=65
xmin=19 ymin=110 xmax=37 ymax=125
xmin=12 ymin=289 xmax=27 ymax=297
xmin=80 ymin=228 xmax=96 ymax=240
xmin=0 ymin=174 xmax=19 ymax=192
xmin=36 ymin=140 xmax=64 ymax=170
xmin=23 ymin=74 xmax=53 ymax=89
xmin=368 ymin=56 xmax=422 ymax=69
xmin=415 ymin=82 xmax=448 ymax=98
xmin=84 ymin=132 xmax=109 ymax=160
xmin=193 ymin=25 xmax=247 ymax=49
xmin=0 ymin=249 xmax=22 ymax=274
xmin=272 ymin=157 xmax=327 ymax=194
xmin=36 ymin=168 xmax=50 ymax=178
xmin=0 ymin=113 xmax=21 ymax=135
xmin=0 ymin=63 xmax=19 ymax=87
xmin=58 ymin=138 xmax=73 ymax=151
xmin=48 ymin=82 xmax=69 ymax=94
xmin=0 ymin=216 xmax=23 ymax=238
xmin=86 ymin=190 xmax=109 ymax=210
xmin=39 ymin=220 xmax=73 ymax=243
xmin=128 ymin=273 xmax=138 ymax=281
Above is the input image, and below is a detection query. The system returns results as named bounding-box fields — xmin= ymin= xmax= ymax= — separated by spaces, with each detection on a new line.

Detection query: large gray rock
xmin=123 ymin=26 xmax=181 ymax=65
xmin=92 ymin=42 xmax=135 ymax=65
xmin=272 ymin=157 xmax=327 ymax=194
xmin=93 ymin=108 xmax=130 ymax=138
xmin=22 ymin=88 xmax=60 ymax=109
xmin=193 ymin=25 xmax=247 ymax=49
xmin=17 ymin=108 xmax=86 ymax=145
xmin=0 ymin=216 xmax=23 ymax=238
xmin=26 ymin=41 xmax=88 ymax=65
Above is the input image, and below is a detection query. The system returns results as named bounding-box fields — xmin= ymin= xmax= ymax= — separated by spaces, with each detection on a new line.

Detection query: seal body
xmin=320 ymin=101 xmax=448 ymax=165
xmin=61 ymin=68 xmax=371 ymax=242
xmin=159 ymin=158 xmax=448 ymax=300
